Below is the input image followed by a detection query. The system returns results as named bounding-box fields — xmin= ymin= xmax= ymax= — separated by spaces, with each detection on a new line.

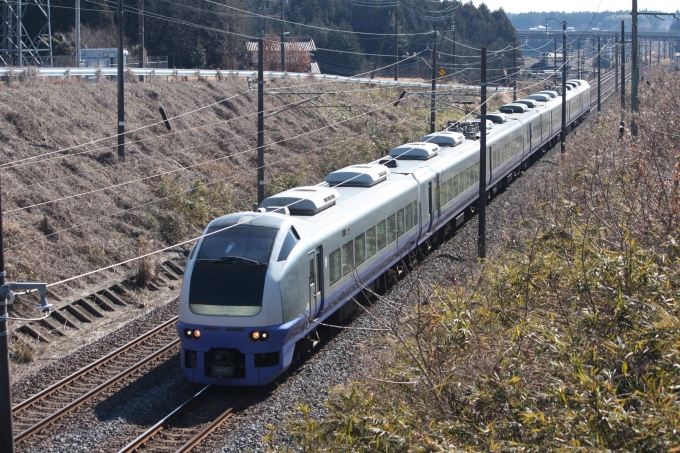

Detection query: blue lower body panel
xmin=178 ymin=321 xmax=298 ymax=386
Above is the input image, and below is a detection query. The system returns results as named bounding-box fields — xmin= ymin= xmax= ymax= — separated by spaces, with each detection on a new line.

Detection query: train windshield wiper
xmin=211 ymin=256 xmax=261 ymax=265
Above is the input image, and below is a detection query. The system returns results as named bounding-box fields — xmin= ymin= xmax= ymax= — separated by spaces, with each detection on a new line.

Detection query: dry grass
xmin=275 ymin=68 xmax=680 ymax=452
xmin=0 ymin=76 xmax=425 ymax=304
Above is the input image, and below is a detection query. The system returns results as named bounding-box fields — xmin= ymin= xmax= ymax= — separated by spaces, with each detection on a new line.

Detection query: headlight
xmin=250 ymin=331 xmax=269 ymax=341
xmin=184 ymin=329 xmax=201 ymax=339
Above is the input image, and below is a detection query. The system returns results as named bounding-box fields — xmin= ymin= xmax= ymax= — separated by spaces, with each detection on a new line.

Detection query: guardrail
xmin=0 ymin=66 xmax=486 ymax=90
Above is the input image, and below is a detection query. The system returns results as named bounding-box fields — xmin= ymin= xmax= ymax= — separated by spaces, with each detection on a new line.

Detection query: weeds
xmin=277 ymin=69 xmax=680 ymax=452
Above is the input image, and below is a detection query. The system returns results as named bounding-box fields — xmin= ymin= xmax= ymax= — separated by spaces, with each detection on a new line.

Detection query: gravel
xmin=10 ymin=107 xmax=599 ymax=452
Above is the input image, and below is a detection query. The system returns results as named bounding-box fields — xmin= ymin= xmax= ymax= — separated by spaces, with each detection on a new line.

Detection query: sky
xmin=469 ymin=0 xmax=679 ymax=14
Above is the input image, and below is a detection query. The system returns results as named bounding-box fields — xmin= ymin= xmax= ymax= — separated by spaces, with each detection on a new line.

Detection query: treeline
xmin=23 ymin=0 xmax=518 ymax=78
xmin=507 ymin=10 xmax=680 ymax=32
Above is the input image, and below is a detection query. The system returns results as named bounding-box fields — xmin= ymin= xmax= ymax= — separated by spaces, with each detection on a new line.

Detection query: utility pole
xmin=138 ymin=0 xmax=144 ymax=82
xmin=394 ymin=2 xmax=398 ymax=81
xmin=615 ymin=32 xmax=619 ymax=91
xmin=430 ymin=25 xmax=437 ymax=134
xmin=553 ymin=38 xmax=557 ymax=84
xmin=0 ymin=178 xmax=14 ymax=452
xmin=621 ymin=20 xmax=625 ymax=115
xmin=631 ymin=0 xmax=638 ymax=138
xmin=598 ymin=34 xmax=601 ymax=112
xmin=513 ymin=40 xmax=517 ymax=101
xmin=117 ymin=0 xmax=125 ymax=161
xmin=478 ymin=46 xmax=487 ymax=260
xmin=561 ymin=20 xmax=566 ymax=154
xmin=577 ymin=37 xmax=580 ymax=79
xmin=257 ymin=36 xmax=265 ymax=204
xmin=280 ymin=2 xmax=285 ymax=72
xmin=75 ymin=0 xmax=81 ymax=67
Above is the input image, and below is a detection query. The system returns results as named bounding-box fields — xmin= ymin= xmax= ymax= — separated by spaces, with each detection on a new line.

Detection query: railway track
xmin=118 ymin=386 xmax=260 ymax=453
xmin=12 ymin=316 xmax=180 ymax=445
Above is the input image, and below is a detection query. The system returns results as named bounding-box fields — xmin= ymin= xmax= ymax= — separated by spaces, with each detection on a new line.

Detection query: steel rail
xmin=118 ymin=386 xmax=261 ymax=453
xmin=14 ymin=338 xmax=180 ymax=444
xmin=13 ymin=316 xmax=178 ymax=414
xmin=176 ymin=387 xmax=262 ymax=453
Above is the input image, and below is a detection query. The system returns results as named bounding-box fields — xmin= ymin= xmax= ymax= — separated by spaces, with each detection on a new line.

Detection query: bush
xmin=279 ymin=69 xmax=680 ymax=452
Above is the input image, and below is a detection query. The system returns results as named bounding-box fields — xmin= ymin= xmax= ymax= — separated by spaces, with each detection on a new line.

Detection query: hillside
xmin=0 ymin=76 xmax=506 ymax=320
xmin=37 ymin=0 xmax=517 ymax=78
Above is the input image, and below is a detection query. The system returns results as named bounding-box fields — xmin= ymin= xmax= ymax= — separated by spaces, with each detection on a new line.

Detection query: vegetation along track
xmin=12 ymin=317 xmax=180 ymax=445
xmin=118 ymin=386 xmax=261 ymax=453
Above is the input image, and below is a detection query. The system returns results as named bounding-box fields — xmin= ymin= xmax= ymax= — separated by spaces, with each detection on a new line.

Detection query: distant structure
xmin=80 ymin=48 xmax=128 ymax=67
xmin=0 ymin=0 xmax=53 ymax=66
xmin=246 ymin=37 xmax=320 ymax=73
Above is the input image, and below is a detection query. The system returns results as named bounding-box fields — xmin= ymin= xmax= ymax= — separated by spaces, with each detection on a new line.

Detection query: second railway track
xmin=13 ymin=316 xmax=180 ymax=445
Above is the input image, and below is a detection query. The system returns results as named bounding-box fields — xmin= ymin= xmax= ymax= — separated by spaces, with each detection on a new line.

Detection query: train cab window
xmin=366 ymin=226 xmax=377 ymax=259
xmin=405 ymin=204 xmax=413 ymax=231
xmin=189 ymin=224 xmax=279 ymax=317
xmin=412 ymin=201 xmax=418 ymax=225
xmin=377 ymin=220 xmax=387 ymax=250
xmin=354 ymin=233 xmax=366 ymax=266
xmin=387 ymin=214 xmax=396 ymax=244
xmin=329 ymin=249 xmax=341 ymax=286
xmin=277 ymin=227 xmax=300 ymax=261
xmin=341 ymin=242 xmax=354 ymax=276
xmin=397 ymin=209 xmax=405 ymax=237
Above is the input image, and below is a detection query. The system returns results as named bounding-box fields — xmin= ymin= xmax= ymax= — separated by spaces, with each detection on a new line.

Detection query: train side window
xmin=397 ymin=208 xmax=405 ymax=237
xmin=377 ymin=220 xmax=387 ymax=250
xmin=412 ymin=201 xmax=418 ymax=225
xmin=387 ymin=214 xmax=396 ymax=243
xmin=277 ymin=227 xmax=300 ymax=261
xmin=354 ymin=233 xmax=366 ymax=266
xmin=329 ymin=249 xmax=341 ymax=286
xmin=454 ymin=174 xmax=460 ymax=197
xmin=447 ymin=179 xmax=453 ymax=202
xmin=366 ymin=226 xmax=377 ymax=258
xmin=405 ymin=203 xmax=413 ymax=231
xmin=341 ymin=242 xmax=354 ymax=276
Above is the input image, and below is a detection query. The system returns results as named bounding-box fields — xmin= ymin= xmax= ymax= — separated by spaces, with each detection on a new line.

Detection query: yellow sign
xmin=438 ymin=68 xmax=446 ymax=76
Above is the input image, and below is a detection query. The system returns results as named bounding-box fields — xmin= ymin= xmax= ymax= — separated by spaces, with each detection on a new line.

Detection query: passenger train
xmin=177 ymin=79 xmax=592 ymax=385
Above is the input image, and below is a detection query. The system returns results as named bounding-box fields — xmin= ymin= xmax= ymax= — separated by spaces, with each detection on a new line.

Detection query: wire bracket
xmin=0 ymin=282 xmax=52 ymax=312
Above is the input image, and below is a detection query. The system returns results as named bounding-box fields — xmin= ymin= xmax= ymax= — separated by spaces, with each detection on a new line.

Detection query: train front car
xmin=178 ymin=211 xmax=310 ymax=386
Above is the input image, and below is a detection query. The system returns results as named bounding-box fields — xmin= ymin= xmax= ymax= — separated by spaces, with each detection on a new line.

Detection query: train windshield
xmin=189 ymin=225 xmax=279 ymax=316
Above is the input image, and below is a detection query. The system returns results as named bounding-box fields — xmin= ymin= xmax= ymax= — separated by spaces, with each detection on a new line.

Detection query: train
xmin=177 ymin=79 xmax=592 ymax=385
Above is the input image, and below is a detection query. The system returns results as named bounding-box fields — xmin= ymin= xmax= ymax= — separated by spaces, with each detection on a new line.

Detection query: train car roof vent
xmin=421 ymin=131 xmax=464 ymax=147
xmin=260 ymin=186 xmax=340 ymax=216
xmin=389 ymin=142 xmax=439 ymax=160
xmin=378 ymin=157 xmax=398 ymax=168
xmin=325 ymin=164 xmax=390 ymax=187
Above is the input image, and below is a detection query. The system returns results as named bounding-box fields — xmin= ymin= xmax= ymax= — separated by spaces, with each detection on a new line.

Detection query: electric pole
xmin=560 ymin=20 xmax=566 ymax=154
xmin=621 ymin=20 xmax=625 ymax=116
xmin=478 ymin=46 xmax=487 ymax=260
xmin=631 ymin=0 xmax=639 ymax=138
xmin=598 ymin=34 xmax=601 ymax=112
xmin=430 ymin=25 xmax=437 ymax=134
xmin=394 ymin=2 xmax=399 ymax=81
xmin=257 ymin=36 xmax=265 ymax=204
xmin=117 ymin=0 xmax=125 ymax=161
xmin=75 ymin=0 xmax=81 ymax=67
xmin=280 ymin=3 xmax=285 ymax=72
xmin=138 ymin=0 xmax=144 ymax=81
xmin=615 ymin=32 xmax=618 ymax=91
xmin=0 ymin=177 xmax=14 ymax=453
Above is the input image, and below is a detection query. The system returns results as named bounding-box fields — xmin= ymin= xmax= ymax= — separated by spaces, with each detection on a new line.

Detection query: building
xmin=246 ymin=37 xmax=320 ymax=73
xmin=79 ymin=48 xmax=128 ymax=67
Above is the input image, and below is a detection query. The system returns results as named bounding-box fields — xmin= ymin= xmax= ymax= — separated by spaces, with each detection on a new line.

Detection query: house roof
xmin=246 ymin=37 xmax=317 ymax=52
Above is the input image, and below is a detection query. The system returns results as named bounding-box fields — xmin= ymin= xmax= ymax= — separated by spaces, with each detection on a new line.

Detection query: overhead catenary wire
xmin=1 ymin=53 xmax=429 ymax=171
xmin=3 ymin=87 xmax=441 ymax=215
xmin=7 ymin=99 xmax=437 ymax=251
xmin=41 ymin=87 xmax=506 ymax=290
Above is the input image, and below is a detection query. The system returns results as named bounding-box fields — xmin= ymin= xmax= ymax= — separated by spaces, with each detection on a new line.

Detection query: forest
xmin=507 ymin=9 xmax=680 ymax=32
xmin=22 ymin=0 xmax=518 ymax=78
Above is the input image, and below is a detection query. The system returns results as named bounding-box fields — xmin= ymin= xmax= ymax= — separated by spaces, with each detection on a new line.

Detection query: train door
xmin=307 ymin=247 xmax=322 ymax=324
xmin=427 ymin=181 xmax=434 ymax=233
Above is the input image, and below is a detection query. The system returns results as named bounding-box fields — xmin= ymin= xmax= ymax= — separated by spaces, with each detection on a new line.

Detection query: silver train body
xmin=177 ymin=80 xmax=592 ymax=385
